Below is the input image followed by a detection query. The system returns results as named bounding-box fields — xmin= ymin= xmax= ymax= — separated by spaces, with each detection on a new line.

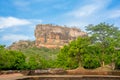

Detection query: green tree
xmin=86 ymin=22 xmax=120 ymax=67
xmin=0 ymin=45 xmax=26 ymax=70
xmin=56 ymin=37 xmax=91 ymax=69
xmin=8 ymin=50 xmax=26 ymax=70
xmin=0 ymin=45 xmax=14 ymax=69
xmin=27 ymin=55 xmax=40 ymax=69
xmin=56 ymin=45 xmax=72 ymax=69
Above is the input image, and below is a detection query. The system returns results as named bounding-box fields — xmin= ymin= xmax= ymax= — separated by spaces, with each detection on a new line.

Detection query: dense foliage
xmin=0 ymin=45 xmax=26 ymax=70
xmin=56 ymin=23 xmax=120 ymax=69
xmin=0 ymin=45 xmax=59 ymax=70
xmin=56 ymin=37 xmax=101 ymax=69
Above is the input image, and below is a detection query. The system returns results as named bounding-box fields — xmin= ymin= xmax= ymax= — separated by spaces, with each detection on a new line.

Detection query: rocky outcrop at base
xmin=8 ymin=40 xmax=35 ymax=50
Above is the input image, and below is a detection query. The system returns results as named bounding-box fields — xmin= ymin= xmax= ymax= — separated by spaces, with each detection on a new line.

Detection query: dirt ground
xmin=0 ymin=73 xmax=24 ymax=80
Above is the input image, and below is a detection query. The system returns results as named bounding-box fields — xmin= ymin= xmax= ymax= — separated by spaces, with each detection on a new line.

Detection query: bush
xmin=0 ymin=45 xmax=26 ymax=70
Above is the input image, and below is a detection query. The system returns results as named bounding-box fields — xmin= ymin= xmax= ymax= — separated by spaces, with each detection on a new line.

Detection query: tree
xmin=86 ymin=22 xmax=120 ymax=67
xmin=8 ymin=50 xmax=26 ymax=70
xmin=27 ymin=55 xmax=40 ymax=69
xmin=56 ymin=36 xmax=91 ymax=69
xmin=56 ymin=45 xmax=74 ymax=69
xmin=0 ymin=45 xmax=26 ymax=70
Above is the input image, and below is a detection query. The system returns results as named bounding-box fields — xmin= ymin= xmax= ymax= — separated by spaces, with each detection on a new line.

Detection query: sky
xmin=0 ymin=0 xmax=120 ymax=46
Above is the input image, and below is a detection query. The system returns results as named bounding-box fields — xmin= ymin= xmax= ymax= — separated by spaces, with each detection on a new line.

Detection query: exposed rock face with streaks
xmin=35 ymin=24 xmax=87 ymax=48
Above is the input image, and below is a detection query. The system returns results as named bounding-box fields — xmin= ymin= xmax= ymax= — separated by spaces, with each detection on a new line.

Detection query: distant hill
xmin=8 ymin=40 xmax=60 ymax=60
xmin=8 ymin=40 xmax=35 ymax=50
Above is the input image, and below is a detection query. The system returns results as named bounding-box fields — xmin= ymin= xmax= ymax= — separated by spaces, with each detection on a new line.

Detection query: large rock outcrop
xmin=35 ymin=24 xmax=87 ymax=48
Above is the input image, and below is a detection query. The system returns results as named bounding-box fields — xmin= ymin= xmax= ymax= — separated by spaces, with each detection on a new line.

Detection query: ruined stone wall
xmin=35 ymin=24 xmax=87 ymax=48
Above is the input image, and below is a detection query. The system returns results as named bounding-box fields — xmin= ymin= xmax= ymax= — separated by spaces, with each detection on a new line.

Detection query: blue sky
xmin=0 ymin=0 xmax=120 ymax=46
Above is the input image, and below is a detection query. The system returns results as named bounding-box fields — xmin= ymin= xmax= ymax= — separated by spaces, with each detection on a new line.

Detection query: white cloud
xmin=0 ymin=16 xmax=42 ymax=45
xmin=67 ymin=5 xmax=99 ymax=18
xmin=0 ymin=16 xmax=31 ymax=29
xmin=0 ymin=29 xmax=4 ymax=32
xmin=29 ymin=19 xmax=42 ymax=24
xmin=59 ymin=0 xmax=116 ymax=30
xmin=13 ymin=0 xmax=57 ymax=11
xmin=109 ymin=10 xmax=120 ymax=18
xmin=14 ymin=1 xmax=30 ymax=8
xmin=65 ymin=21 xmax=89 ymax=31
xmin=66 ymin=0 xmax=111 ymax=18
xmin=2 ymin=34 xmax=31 ymax=42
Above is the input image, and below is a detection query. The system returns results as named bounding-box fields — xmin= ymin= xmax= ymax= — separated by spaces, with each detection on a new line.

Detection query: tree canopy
xmin=0 ymin=45 xmax=26 ymax=70
xmin=86 ymin=23 xmax=120 ymax=67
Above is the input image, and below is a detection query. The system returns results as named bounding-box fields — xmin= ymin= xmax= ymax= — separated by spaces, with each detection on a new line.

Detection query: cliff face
xmin=35 ymin=24 xmax=87 ymax=48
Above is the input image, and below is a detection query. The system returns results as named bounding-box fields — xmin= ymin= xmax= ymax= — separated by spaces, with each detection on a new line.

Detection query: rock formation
xmin=8 ymin=40 xmax=35 ymax=50
xmin=35 ymin=24 xmax=87 ymax=48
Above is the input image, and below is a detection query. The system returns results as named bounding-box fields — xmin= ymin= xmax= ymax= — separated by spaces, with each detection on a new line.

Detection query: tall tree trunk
xmin=101 ymin=51 xmax=105 ymax=67
xmin=101 ymin=61 xmax=105 ymax=67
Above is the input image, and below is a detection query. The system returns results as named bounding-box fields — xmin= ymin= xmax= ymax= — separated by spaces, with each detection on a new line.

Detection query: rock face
xmin=35 ymin=24 xmax=87 ymax=48
xmin=8 ymin=40 xmax=35 ymax=50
